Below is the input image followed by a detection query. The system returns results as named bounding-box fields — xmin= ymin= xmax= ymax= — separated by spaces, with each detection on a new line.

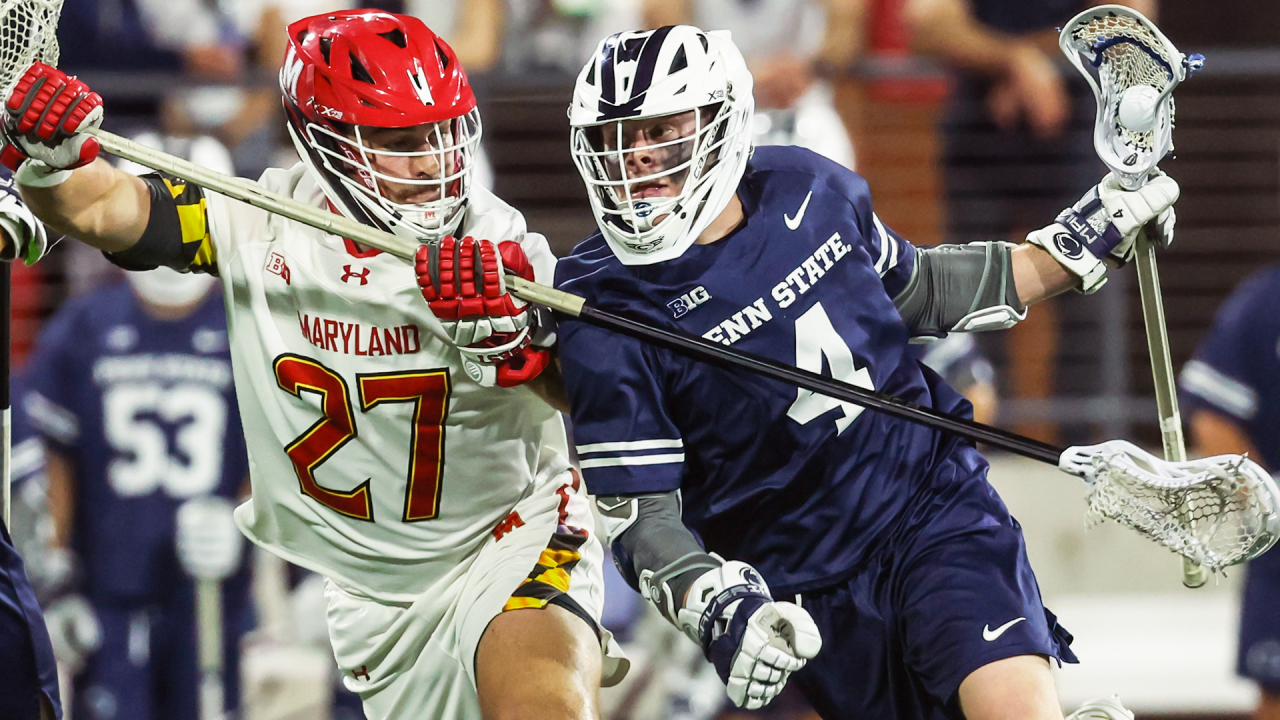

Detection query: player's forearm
xmin=1012 ymin=243 xmax=1075 ymax=306
xmin=818 ymin=0 xmax=867 ymax=70
xmin=44 ymin=451 xmax=77 ymax=550
xmin=19 ymin=159 xmax=150 ymax=254
xmin=1190 ymin=409 xmax=1262 ymax=465
xmin=642 ymin=0 xmax=690 ymax=29
xmin=904 ymin=0 xmax=1031 ymax=76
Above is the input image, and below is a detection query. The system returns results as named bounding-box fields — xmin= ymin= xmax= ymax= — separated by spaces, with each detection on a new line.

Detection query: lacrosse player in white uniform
xmin=0 ymin=9 xmax=626 ymax=720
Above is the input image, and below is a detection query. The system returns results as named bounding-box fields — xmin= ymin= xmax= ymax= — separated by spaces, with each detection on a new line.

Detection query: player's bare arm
xmin=18 ymin=159 xmax=149 ymax=252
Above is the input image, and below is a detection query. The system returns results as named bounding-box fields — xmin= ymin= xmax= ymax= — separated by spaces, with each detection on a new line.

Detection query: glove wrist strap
xmin=15 ymin=159 xmax=72 ymax=188
xmin=1026 ymin=223 xmax=1109 ymax=295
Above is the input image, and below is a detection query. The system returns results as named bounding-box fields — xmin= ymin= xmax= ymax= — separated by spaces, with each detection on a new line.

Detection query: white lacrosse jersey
xmin=192 ymin=163 xmax=570 ymax=602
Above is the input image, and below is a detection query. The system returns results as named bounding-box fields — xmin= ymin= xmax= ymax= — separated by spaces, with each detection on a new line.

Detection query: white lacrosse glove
xmin=176 ymin=496 xmax=245 ymax=581
xmin=675 ymin=561 xmax=822 ymax=710
xmin=0 ymin=175 xmax=48 ymax=264
xmin=44 ymin=594 xmax=102 ymax=673
xmin=1065 ymin=695 xmax=1135 ymax=720
xmin=1027 ymin=172 xmax=1179 ymax=294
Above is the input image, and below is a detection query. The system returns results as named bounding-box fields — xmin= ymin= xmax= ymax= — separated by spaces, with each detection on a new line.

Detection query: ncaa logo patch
xmin=1054 ymin=232 xmax=1085 ymax=261
xmin=634 ymin=201 xmax=654 ymax=218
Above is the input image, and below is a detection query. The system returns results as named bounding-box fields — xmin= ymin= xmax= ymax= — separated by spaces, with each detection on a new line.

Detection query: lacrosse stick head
xmin=1059 ymin=5 xmax=1203 ymax=190
xmin=1061 ymin=440 xmax=1280 ymax=573
xmin=0 ymin=0 xmax=63 ymax=98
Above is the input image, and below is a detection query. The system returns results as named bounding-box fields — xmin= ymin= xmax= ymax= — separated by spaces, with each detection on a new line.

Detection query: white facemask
xmin=127 ymin=268 xmax=216 ymax=309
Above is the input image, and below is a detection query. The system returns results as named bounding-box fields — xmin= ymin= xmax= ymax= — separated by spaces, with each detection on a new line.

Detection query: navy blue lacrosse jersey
xmin=1179 ymin=265 xmax=1280 ymax=469
xmin=20 ymin=281 xmax=248 ymax=603
xmin=556 ymin=146 xmax=977 ymax=594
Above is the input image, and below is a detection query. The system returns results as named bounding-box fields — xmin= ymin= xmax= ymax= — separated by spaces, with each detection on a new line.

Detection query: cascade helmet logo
xmin=1053 ymin=232 xmax=1085 ymax=260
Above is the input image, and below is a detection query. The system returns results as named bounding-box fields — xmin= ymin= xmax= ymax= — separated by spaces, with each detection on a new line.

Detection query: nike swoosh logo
xmin=784 ymin=191 xmax=812 ymax=230
xmin=982 ymin=617 xmax=1026 ymax=642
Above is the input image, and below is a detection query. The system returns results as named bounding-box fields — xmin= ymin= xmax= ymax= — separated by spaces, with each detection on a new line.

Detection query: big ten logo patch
xmin=667 ymin=286 xmax=711 ymax=319
xmin=264 ymin=252 xmax=291 ymax=284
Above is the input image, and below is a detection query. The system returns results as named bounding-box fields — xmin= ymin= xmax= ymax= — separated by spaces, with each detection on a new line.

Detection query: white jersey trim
xmin=579 ymin=453 xmax=686 ymax=469
xmin=1179 ymin=359 xmax=1258 ymax=421
xmin=576 ymin=438 xmax=684 ymax=455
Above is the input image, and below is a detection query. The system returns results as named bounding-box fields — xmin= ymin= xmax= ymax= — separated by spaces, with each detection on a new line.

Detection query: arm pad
xmin=893 ymin=241 xmax=1026 ymax=335
xmin=595 ymin=492 xmax=721 ymax=625
xmin=105 ymin=173 xmax=218 ymax=275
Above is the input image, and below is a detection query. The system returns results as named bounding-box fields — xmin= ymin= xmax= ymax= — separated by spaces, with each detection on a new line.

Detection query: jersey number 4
xmin=786 ymin=303 xmax=874 ymax=434
xmin=274 ymin=354 xmax=450 ymax=523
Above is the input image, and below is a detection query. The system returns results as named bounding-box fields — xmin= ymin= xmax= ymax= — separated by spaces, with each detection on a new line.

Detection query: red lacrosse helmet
xmin=281 ymin=10 xmax=482 ymax=243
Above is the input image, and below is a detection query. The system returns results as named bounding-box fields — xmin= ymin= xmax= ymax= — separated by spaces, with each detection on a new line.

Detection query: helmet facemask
xmin=574 ymin=104 xmax=731 ymax=252
xmin=299 ymin=108 xmax=482 ymax=243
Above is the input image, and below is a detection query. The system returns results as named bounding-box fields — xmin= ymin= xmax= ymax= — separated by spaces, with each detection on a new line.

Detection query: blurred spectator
xmin=19 ymin=269 xmax=253 ymax=720
xmin=1179 ymin=265 xmax=1280 ymax=720
xmin=905 ymin=0 xmax=1155 ymax=443
xmin=911 ymin=334 xmax=998 ymax=425
xmin=645 ymin=0 xmax=863 ymax=168
xmin=501 ymin=0 xmax=642 ymax=75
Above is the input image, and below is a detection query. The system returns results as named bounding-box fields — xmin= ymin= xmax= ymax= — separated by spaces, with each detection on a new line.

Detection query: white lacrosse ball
xmin=1117 ymin=85 xmax=1161 ymax=133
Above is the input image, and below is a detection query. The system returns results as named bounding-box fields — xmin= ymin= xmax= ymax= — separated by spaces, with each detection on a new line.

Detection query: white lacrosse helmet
xmin=569 ymin=26 xmax=754 ymax=266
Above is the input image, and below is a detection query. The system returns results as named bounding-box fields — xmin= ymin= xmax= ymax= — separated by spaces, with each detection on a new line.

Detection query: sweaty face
xmin=354 ymin=122 xmax=458 ymax=205
xmin=597 ymin=110 xmax=699 ymax=200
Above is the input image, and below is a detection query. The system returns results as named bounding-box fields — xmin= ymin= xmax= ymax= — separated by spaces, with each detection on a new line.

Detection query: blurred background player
xmin=905 ymin=0 xmax=1155 ymax=444
xmin=644 ymin=0 xmax=861 ymax=168
xmin=18 ymin=265 xmax=251 ymax=720
xmin=912 ymin=334 xmax=998 ymax=425
xmin=1179 ymin=265 xmax=1280 ymax=720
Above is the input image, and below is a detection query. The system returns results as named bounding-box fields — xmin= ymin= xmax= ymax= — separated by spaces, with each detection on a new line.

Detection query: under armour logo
xmin=351 ymin=665 xmax=371 ymax=681
xmin=342 ymin=265 xmax=370 ymax=285
xmin=265 ymin=252 xmax=291 ymax=285
xmin=492 ymin=511 xmax=525 ymax=540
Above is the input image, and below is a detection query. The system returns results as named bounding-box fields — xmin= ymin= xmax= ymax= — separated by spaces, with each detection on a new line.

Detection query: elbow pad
xmin=595 ymin=492 xmax=722 ymax=625
xmin=894 ymin=241 xmax=1026 ymax=335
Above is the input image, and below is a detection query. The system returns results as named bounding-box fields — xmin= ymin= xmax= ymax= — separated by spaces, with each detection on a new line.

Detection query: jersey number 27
xmin=274 ymin=354 xmax=449 ymax=523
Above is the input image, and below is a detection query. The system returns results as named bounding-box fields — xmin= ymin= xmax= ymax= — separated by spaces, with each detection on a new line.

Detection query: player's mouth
xmin=628 ymin=181 xmax=672 ymax=199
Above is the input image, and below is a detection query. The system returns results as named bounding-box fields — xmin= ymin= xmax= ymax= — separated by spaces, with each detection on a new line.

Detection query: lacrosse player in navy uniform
xmin=0 ymin=167 xmax=60 ymax=720
xmin=554 ymin=26 xmax=1178 ymax=720
xmin=1179 ymin=266 xmax=1280 ymax=720
xmin=20 ymin=267 xmax=251 ymax=720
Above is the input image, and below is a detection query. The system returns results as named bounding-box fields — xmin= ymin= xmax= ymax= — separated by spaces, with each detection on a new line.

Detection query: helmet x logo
xmin=409 ymin=60 xmax=434 ymax=106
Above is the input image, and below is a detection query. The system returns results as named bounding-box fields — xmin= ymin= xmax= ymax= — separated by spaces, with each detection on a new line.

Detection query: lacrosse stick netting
xmin=1059 ymin=5 xmax=1203 ymax=190
xmin=0 ymin=0 xmax=61 ymax=96
xmin=1061 ymin=441 xmax=1280 ymax=572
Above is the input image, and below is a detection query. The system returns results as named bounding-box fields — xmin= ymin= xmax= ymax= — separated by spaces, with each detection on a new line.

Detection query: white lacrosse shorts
xmin=322 ymin=469 xmax=626 ymax=720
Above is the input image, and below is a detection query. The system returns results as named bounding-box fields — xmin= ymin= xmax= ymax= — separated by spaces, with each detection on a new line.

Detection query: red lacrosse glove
xmin=2 ymin=62 xmax=104 ymax=175
xmin=416 ymin=236 xmax=550 ymax=388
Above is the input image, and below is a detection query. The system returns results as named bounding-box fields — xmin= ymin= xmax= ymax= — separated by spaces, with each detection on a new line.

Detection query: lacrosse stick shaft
xmin=1 ymin=262 xmax=9 ymax=531
xmin=506 ymin=275 xmax=1065 ymax=464
xmin=1134 ymin=236 xmax=1208 ymax=588
xmin=84 ymin=128 xmax=423 ymax=260
xmin=197 ymin=578 xmax=224 ymax=720
xmin=87 ymin=126 xmax=1065 ymax=466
